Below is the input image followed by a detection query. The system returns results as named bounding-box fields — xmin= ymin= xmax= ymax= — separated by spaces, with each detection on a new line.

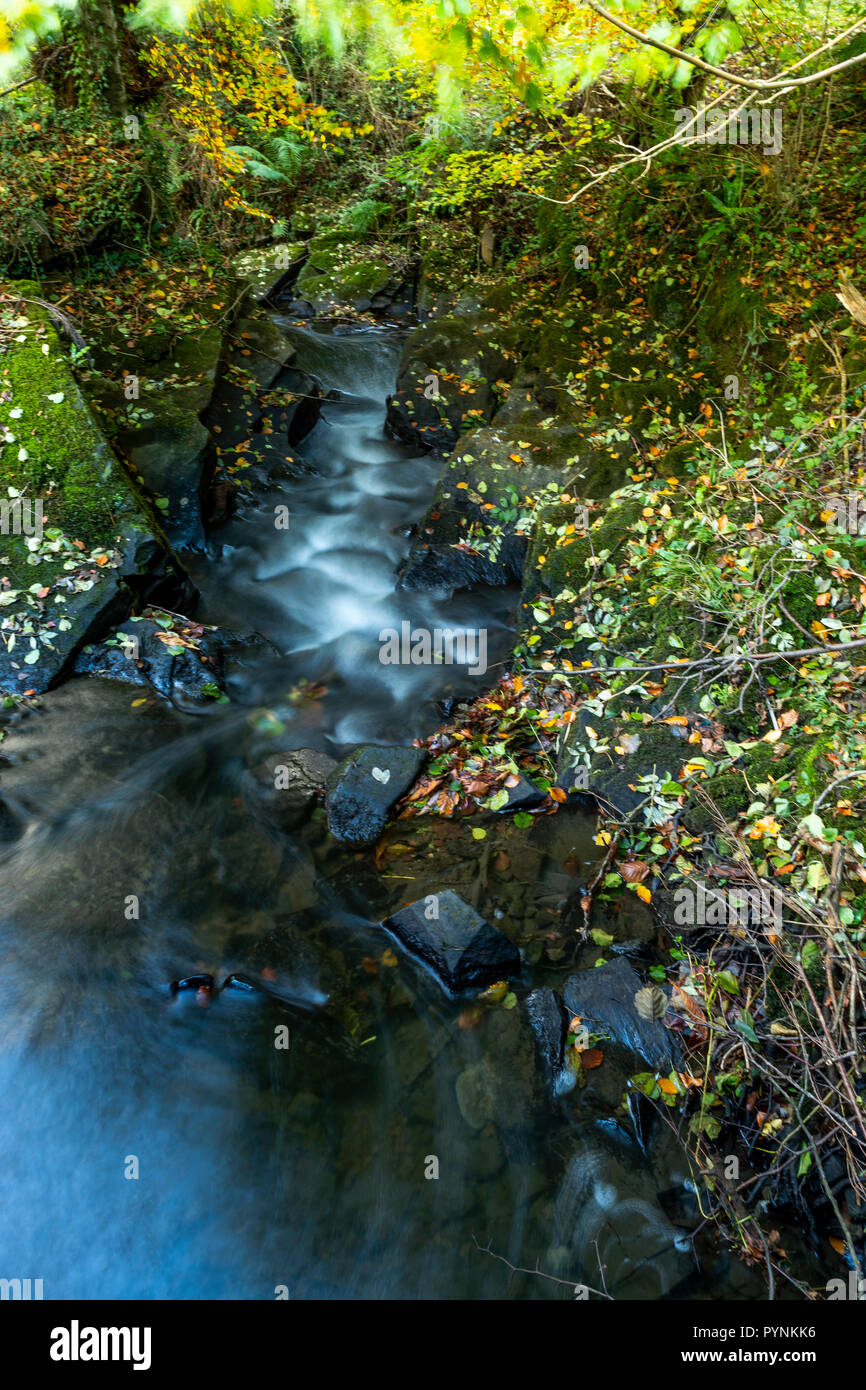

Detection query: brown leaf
xmin=466 ymin=779 xmax=490 ymax=797
xmin=619 ymin=859 xmax=650 ymax=883
xmin=634 ymin=985 xmax=667 ymax=1022
xmin=580 ymin=1048 xmax=603 ymax=1069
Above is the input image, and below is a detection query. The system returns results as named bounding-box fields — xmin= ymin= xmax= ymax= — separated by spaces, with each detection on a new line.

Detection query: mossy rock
xmin=107 ymin=323 xmax=225 ymax=551
xmin=232 ymin=242 xmax=307 ymax=303
xmin=386 ymin=312 xmax=517 ymax=453
xmin=290 ymin=235 xmax=406 ymax=315
xmin=0 ymin=284 xmax=156 ymax=693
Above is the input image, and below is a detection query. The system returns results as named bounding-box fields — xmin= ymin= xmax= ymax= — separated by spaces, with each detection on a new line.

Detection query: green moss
xmin=0 ymin=284 xmax=148 ymax=591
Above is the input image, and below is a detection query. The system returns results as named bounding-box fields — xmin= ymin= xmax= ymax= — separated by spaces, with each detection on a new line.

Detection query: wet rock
xmin=386 ymin=314 xmax=512 ymax=454
xmin=325 ymin=744 xmax=425 ymax=846
xmin=455 ymin=1064 xmax=494 ymax=1130
xmin=269 ymin=366 xmax=323 ymax=447
xmin=563 ymin=957 xmax=679 ymax=1070
xmin=526 ymin=987 xmax=571 ymax=1094
xmin=243 ymin=748 xmax=338 ymax=833
xmin=493 ymin=774 xmax=546 ymax=812
xmin=383 ymin=889 xmax=520 ymax=994
xmin=226 ymin=312 xmax=297 ymax=391
xmin=171 ymin=974 xmax=214 ymax=995
xmin=397 ymin=422 xmax=564 ymax=590
xmin=0 ymin=792 xmax=21 ymax=845
xmin=74 ymin=616 xmax=272 ymax=707
xmin=113 ymin=326 xmax=224 ymax=552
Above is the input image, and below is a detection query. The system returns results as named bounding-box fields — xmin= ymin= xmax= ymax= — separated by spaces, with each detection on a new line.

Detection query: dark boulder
xmin=383 ymin=889 xmax=520 ymax=994
xmin=493 ymin=774 xmax=546 ymax=812
xmin=74 ymin=616 xmax=272 ymax=707
xmin=325 ymin=743 xmax=425 ymax=846
xmin=563 ymin=957 xmax=679 ymax=1070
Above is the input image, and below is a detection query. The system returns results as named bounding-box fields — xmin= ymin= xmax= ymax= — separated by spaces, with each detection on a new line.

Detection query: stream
xmin=0 ymin=320 xmax=742 ymax=1300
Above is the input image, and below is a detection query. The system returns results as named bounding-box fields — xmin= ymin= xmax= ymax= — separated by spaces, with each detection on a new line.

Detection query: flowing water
xmin=0 ymin=321 xmax=730 ymax=1300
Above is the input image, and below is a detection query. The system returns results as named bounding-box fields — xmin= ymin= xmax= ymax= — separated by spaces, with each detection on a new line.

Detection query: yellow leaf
xmin=636 ymin=883 xmax=652 ymax=903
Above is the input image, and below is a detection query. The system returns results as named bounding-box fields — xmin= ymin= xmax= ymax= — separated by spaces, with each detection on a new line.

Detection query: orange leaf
xmin=636 ymin=883 xmax=652 ymax=903
xmin=581 ymin=1048 xmax=603 ymax=1069
xmin=829 ymin=1237 xmax=847 ymax=1255
xmin=657 ymin=1077 xmax=678 ymax=1095
xmin=549 ymin=786 xmax=567 ymax=803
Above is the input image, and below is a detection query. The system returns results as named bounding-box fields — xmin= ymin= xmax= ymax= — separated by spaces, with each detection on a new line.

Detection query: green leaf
xmin=801 ymin=939 xmax=821 ymax=972
xmin=591 ymin=928 xmax=614 ymax=947
xmin=717 ymin=970 xmax=740 ymax=995
xmin=471 ymin=827 xmax=487 ymax=840
xmin=513 ymin=811 xmax=533 ymax=828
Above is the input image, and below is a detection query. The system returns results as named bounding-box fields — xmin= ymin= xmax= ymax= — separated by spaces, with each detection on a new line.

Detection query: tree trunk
xmin=81 ymin=0 xmax=129 ymax=117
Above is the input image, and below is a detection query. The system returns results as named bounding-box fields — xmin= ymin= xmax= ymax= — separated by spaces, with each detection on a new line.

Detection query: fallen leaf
xmin=619 ymin=860 xmax=650 ymax=883
xmin=634 ymin=985 xmax=667 ymax=1021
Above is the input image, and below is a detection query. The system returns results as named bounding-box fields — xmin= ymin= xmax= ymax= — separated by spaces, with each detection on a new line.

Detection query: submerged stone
xmin=244 ymin=747 xmax=338 ymax=832
xmin=383 ymin=889 xmax=520 ymax=994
